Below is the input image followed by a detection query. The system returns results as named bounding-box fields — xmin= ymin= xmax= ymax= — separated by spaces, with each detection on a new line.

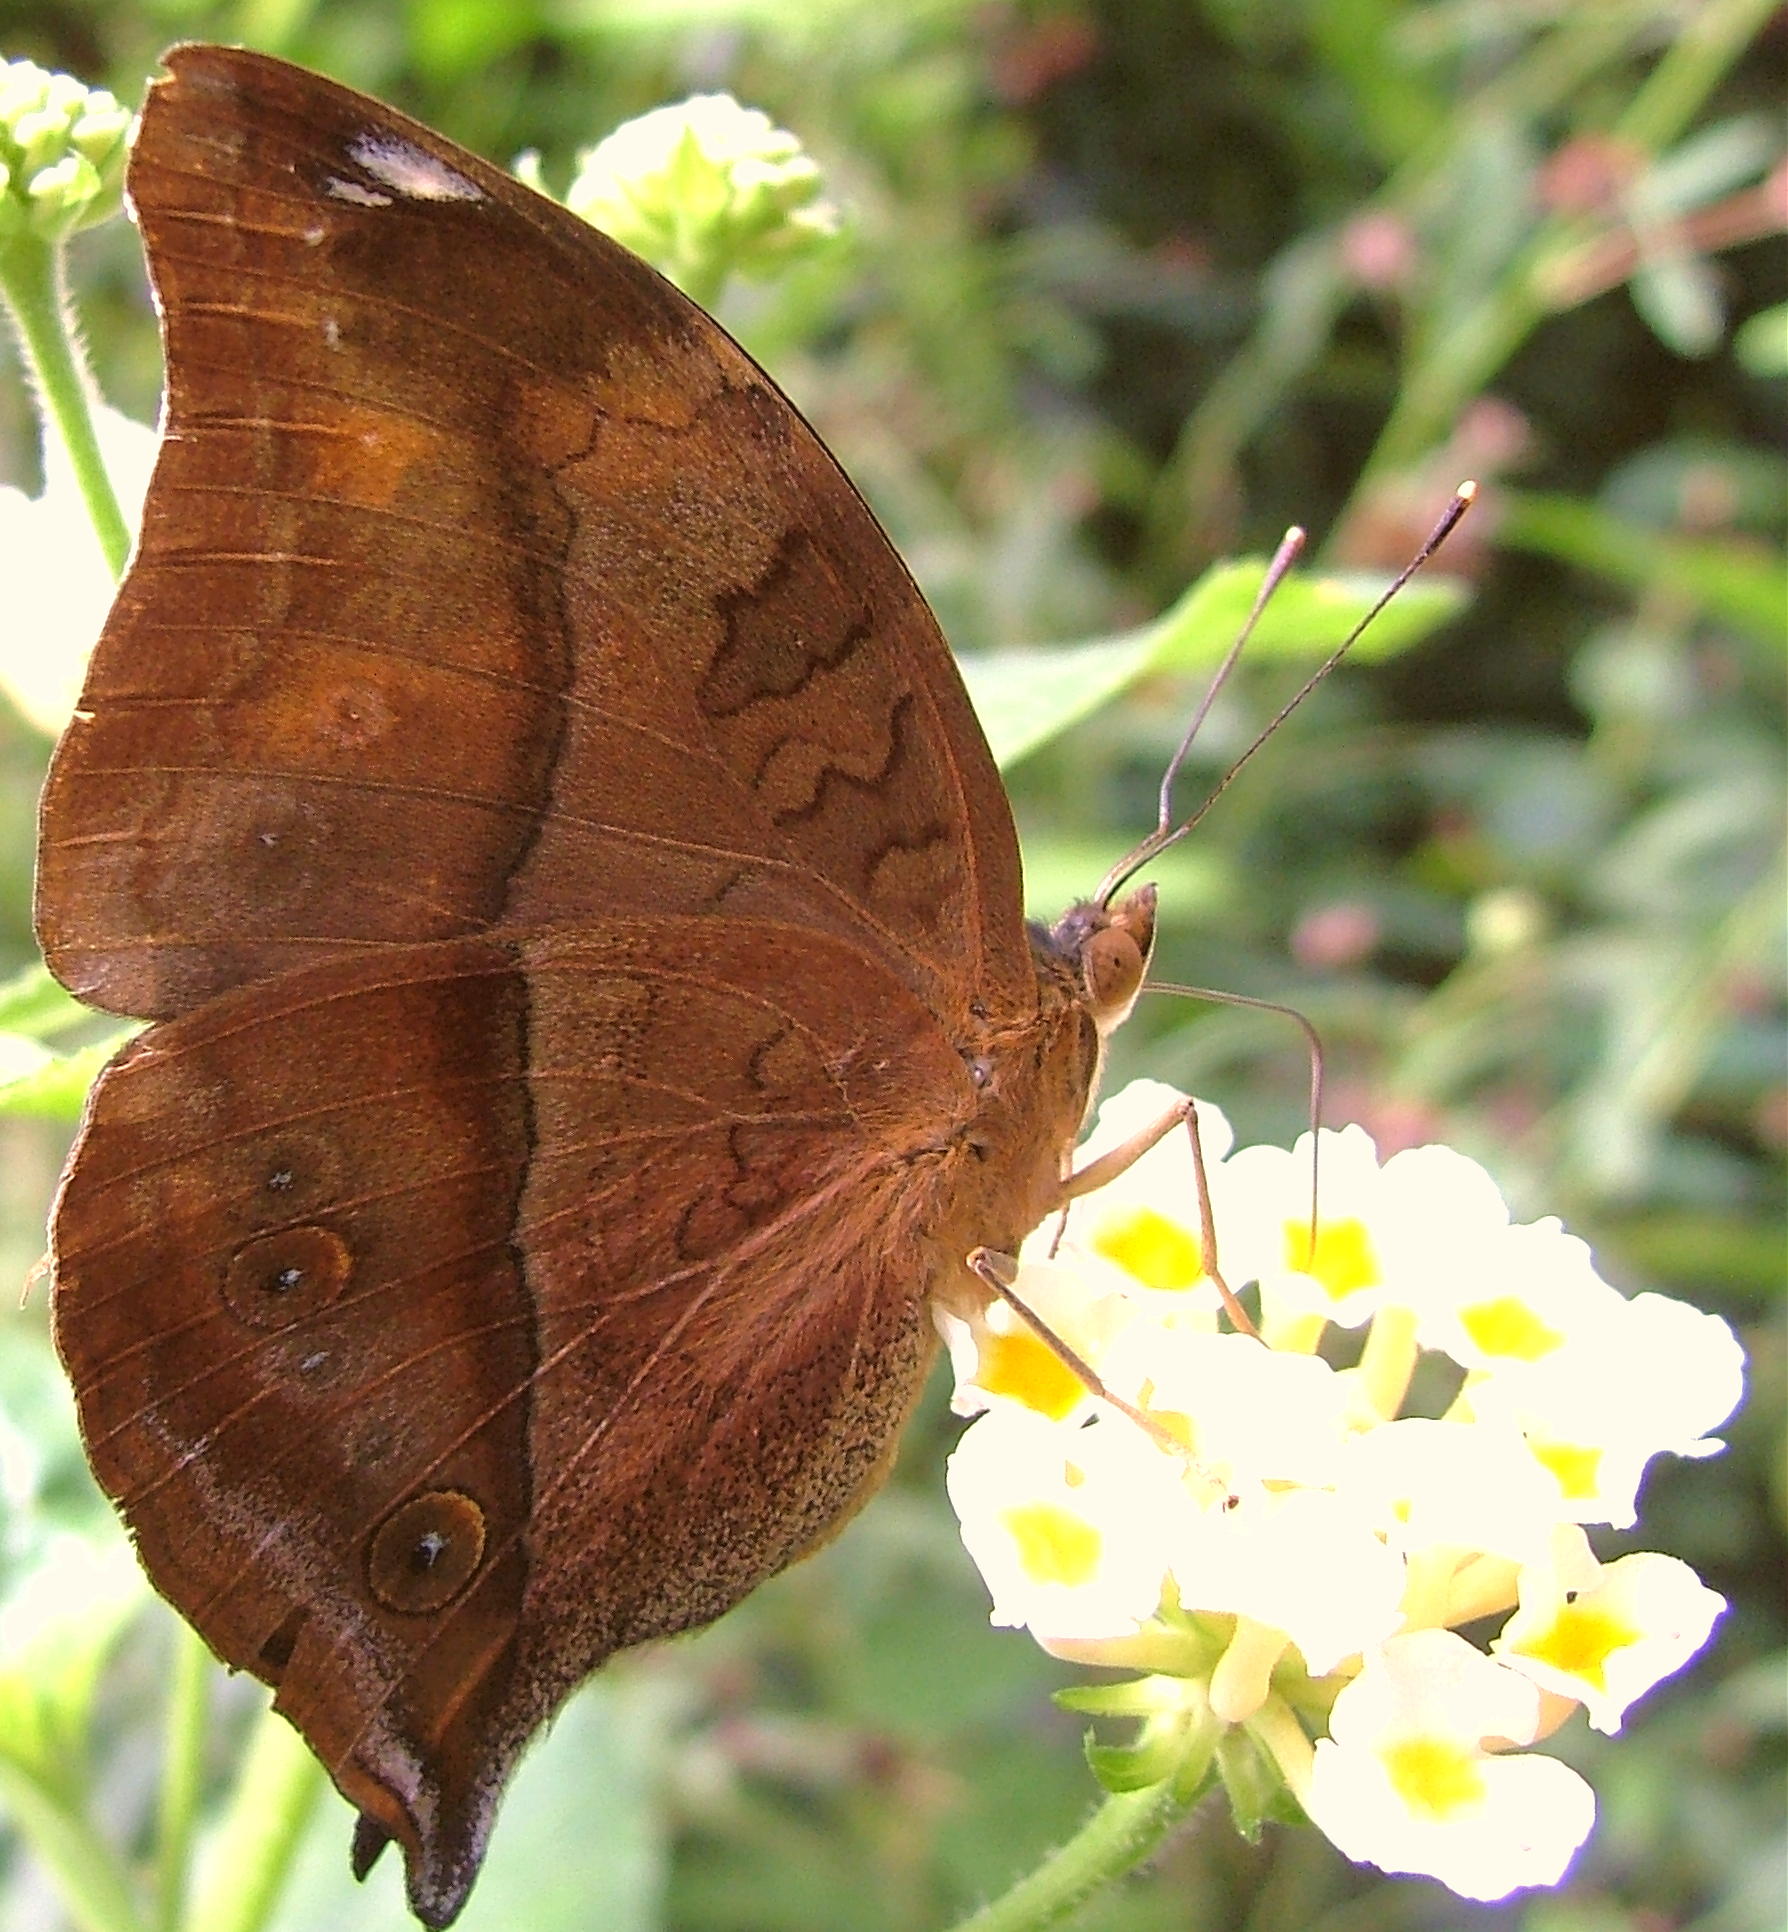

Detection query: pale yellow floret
xmin=1283 ymin=1215 xmax=1379 ymax=1300
xmin=1092 ymin=1203 xmax=1206 ymax=1291
xmin=1001 ymin=1502 xmax=1104 ymax=1588
xmin=1383 ymin=1735 xmax=1487 ymax=1819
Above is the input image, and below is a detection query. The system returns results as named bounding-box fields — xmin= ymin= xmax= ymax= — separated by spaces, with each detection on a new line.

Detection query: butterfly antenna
xmin=1094 ymin=522 xmax=1306 ymax=906
xmin=1096 ymin=482 xmax=1477 ymax=908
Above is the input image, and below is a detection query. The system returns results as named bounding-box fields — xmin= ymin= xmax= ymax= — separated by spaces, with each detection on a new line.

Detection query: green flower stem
xmin=0 ymin=1761 xmax=146 ymax=1932
xmin=1356 ymin=295 xmax=1541 ymax=487
xmin=186 ymin=1704 xmax=327 ymax=1932
xmin=1142 ymin=0 xmax=1773 ymax=568
xmin=153 ymin=1622 xmax=210 ymax=1932
xmin=1549 ymin=857 xmax=1788 ymax=1199
xmin=944 ymin=1774 xmax=1204 ymax=1932
xmin=1612 ymin=0 xmax=1777 ymax=154
xmin=0 ymin=227 xmax=130 ymax=577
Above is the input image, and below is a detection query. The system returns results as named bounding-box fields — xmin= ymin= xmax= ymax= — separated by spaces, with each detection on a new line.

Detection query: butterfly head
xmin=1041 ymin=885 xmax=1158 ymax=1039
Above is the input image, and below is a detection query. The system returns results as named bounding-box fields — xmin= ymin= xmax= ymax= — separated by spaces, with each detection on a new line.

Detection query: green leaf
xmin=1630 ymin=247 xmax=1724 ymax=357
xmin=964 ymin=558 xmax=1469 ymax=770
xmin=0 ymin=1764 xmax=146 ymax=1932
xmin=1149 ymin=559 xmax=1467 ymax=668
xmin=1639 ymin=113 xmax=1778 ymax=215
xmin=1053 ymin=1679 xmax=1165 ymax=1719
xmin=1497 ymin=489 xmax=1788 ymax=647
xmin=0 ymin=1534 xmax=147 ymax=1796
xmin=0 ymin=1036 xmax=126 ymax=1120
xmin=0 ymin=968 xmax=124 ymax=1117
xmin=0 ymin=962 xmax=92 ymax=1037
xmin=1083 ymin=1728 xmax=1184 ymax=1794
xmin=0 ymin=1535 xmax=152 ymax=1932
xmin=963 ymin=629 xmax=1163 ymax=771
xmin=186 ymin=1707 xmax=328 ymax=1932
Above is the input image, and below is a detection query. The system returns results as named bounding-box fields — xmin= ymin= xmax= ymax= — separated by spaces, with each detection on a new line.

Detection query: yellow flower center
xmin=1529 ymin=1437 xmax=1603 ymax=1502
xmin=1459 ymin=1295 xmax=1564 ymax=1363
xmin=1092 ymin=1204 xmax=1205 ymax=1290
xmin=1282 ymin=1215 xmax=1379 ymax=1301
xmin=1001 ymin=1501 xmax=1102 ymax=1587
xmin=1382 ymin=1735 xmax=1486 ymax=1820
xmin=1515 ymin=1598 xmax=1639 ymax=1691
xmin=977 ymin=1327 xmax=1088 ymax=1421
xmin=1143 ymin=1405 xmax=1197 ymax=1453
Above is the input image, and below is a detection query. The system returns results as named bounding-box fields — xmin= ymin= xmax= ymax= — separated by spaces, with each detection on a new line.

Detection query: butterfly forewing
xmin=35 ymin=45 xmax=1030 ymax=1030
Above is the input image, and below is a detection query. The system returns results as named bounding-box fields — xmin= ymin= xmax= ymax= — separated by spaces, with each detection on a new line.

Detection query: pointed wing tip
xmin=351 ymin=1807 xmax=480 ymax=1930
xmin=350 ymin=1809 xmax=391 ymax=1881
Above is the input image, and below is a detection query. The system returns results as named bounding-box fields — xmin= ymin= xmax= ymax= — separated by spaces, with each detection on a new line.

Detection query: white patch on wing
xmin=346 ymin=131 xmax=485 ymax=203
xmin=325 ymin=176 xmax=392 ymax=208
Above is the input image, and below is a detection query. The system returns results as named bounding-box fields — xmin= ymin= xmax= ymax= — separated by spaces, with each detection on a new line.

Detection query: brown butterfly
xmin=36 ymin=45 xmax=1161 ymax=1928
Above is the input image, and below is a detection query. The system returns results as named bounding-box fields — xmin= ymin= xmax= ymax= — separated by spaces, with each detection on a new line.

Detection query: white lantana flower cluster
xmin=939 ymin=1080 xmax=1741 ymax=1903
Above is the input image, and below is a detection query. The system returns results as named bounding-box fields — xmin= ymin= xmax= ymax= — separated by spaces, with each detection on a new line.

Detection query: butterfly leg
xmin=966 ymin=1246 xmax=1189 ymax=1458
xmin=1062 ymin=1099 xmax=1254 ymax=1336
xmin=1062 ymin=1098 xmax=1193 ymax=1199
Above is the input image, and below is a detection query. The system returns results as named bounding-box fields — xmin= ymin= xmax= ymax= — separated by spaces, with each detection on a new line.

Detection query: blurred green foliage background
xmin=0 ymin=3 xmax=1781 ymax=1930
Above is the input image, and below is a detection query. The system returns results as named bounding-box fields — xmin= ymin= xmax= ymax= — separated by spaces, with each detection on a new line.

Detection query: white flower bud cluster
xmin=0 ymin=60 xmax=128 ymax=245
xmin=530 ymin=92 xmax=840 ymax=300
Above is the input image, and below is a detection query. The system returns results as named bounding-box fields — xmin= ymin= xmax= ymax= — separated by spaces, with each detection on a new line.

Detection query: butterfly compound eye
xmin=1083 ymin=926 xmax=1144 ymax=1016
xmin=1080 ymin=884 xmax=1157 ymax=1030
